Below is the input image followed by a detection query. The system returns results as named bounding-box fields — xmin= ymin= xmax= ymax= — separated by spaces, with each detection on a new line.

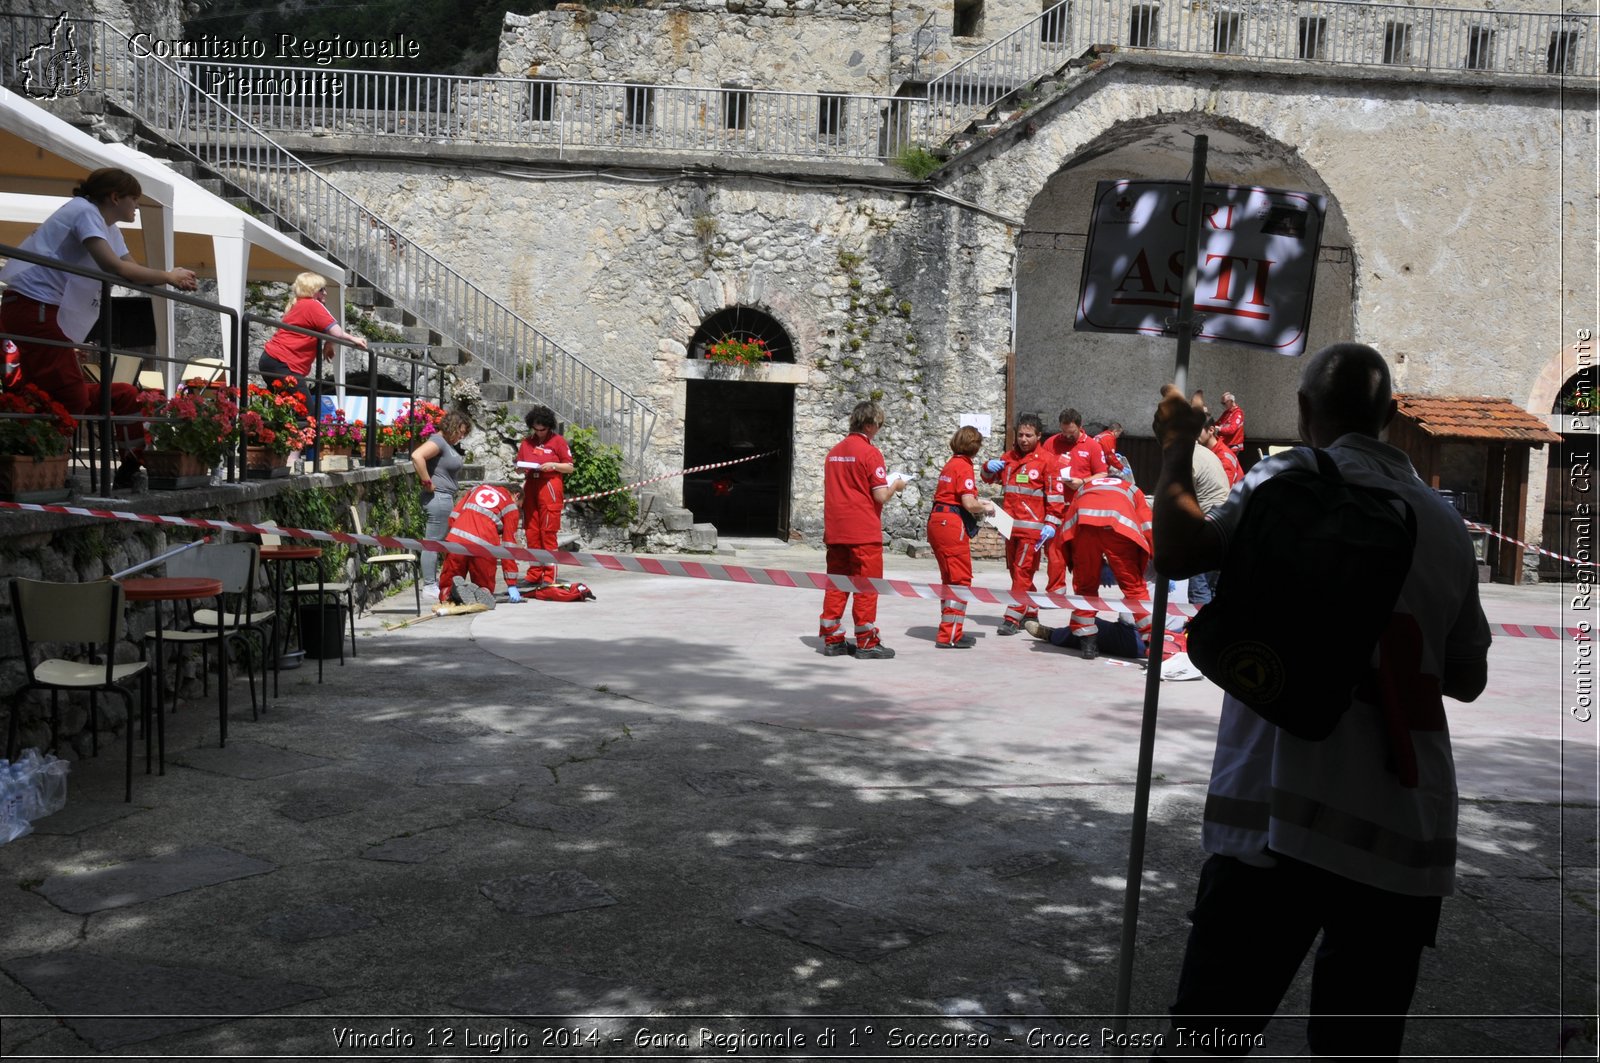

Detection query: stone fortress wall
xmin=319 ymin=50 xmax=1590 ymax=544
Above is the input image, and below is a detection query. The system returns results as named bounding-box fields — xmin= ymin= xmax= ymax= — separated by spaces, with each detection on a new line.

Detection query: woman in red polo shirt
xmin=927 ymin=425 xmax=995 ymax=649
xmin=259 ymin=272 xmax=368 ymax=417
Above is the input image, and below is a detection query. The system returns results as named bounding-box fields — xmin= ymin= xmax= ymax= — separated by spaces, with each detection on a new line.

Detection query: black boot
xmin=1080 ymin=634 xmax=1098 ymax=660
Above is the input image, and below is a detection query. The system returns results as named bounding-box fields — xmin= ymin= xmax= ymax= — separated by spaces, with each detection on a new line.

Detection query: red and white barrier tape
xmin=1466 ymin=520 xmax=1586 ymax=567
xmin=563 ymin=450 xmax=777 ymax=504
xmin=0 ymin=500 xmax=1578 ymax=640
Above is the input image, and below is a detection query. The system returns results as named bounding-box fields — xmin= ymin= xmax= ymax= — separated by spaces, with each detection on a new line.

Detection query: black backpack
xmin=1186 ymin=448 xmax=1417 ymax=740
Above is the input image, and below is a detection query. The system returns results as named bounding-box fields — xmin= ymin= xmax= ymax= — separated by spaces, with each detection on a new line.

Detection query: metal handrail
xmin=166 ymin=62 xmax=927 ymax=163
xmin=4 ymin=1 xmax=1586 ymax=168
xmin=3 ymin=14 xmax=658 ymax=469
xmin=0 ymin=238 xmax=242 ymax=490
xmin=922 ymin=0 xmax=1596 ymax=143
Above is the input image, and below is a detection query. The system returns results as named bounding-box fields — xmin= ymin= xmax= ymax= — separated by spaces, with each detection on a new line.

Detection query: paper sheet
xmin=885 ymin=469 xmax=910 ymax=486
xmin=959 ymin=412 xmax=992 ymax=436
xmin=985 ymin=506 xmax=1014 ymax=539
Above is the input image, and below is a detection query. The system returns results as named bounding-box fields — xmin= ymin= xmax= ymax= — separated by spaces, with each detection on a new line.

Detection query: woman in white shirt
xmin=0 ymin=167 xmax=197 ymax=487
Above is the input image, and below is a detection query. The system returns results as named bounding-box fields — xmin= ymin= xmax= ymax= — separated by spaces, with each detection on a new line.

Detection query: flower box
xmin=0 ymin=453 xmax=70 ymax=502
xmin=245 ymin=445 xmax=291 ymax=479
xmin=144 ymin=450 xmax=211 ymax=490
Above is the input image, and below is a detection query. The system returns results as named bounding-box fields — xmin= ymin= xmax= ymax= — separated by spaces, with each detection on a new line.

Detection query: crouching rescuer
xmin=438 ymin=482 xmax=523 ymax=607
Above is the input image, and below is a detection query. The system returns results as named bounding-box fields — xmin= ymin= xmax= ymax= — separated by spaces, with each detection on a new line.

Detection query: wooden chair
xmin=349 ymin=504 xmax=422 ymax=616
xmin=179 ymin=357 xmax=228 ymax=386
xmin=9 ymin=577 xmax=153 ymax=802
xmin=149 ymin=543 xmax=276 ymax=727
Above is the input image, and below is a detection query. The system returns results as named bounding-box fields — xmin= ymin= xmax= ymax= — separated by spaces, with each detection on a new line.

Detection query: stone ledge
xmin=674 ymin=360 xmax=812 ymax=385
xmin=0 ymin=464 xmax=412 ymax=540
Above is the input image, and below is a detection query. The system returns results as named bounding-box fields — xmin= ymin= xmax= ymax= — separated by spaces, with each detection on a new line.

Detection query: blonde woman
xmin=259 ymin=271 xmax=368 ymax=416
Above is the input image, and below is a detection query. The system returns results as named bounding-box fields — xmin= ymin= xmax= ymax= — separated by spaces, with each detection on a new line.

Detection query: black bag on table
xmin=1186 ymin=448 xmax=1417 ymax=740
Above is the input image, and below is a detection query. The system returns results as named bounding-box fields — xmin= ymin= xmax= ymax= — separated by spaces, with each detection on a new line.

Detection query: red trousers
xmin=1003 ymin=535 xmax=1044 ymax=627
xmin=438 ymin=553 xmax=498 ymax=604
xmin=523 ymin=501 xmax=561 ymax=584
xmin=927 ymin=512 xmax=972 ymax=646
xmin=1044 ymin=533 xmax=1072 ymax=592
xmin=1069 ymin=526 xmax=1151 ymax=641
xmin=2 ymin=294 xmax=143 ymax=451
xmin=819 ymin=542 xmax=882 ymax=649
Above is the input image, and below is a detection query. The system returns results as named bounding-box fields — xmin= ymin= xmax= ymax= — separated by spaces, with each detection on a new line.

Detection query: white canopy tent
xmin=0 ymin=86 xmax=346 ymax=390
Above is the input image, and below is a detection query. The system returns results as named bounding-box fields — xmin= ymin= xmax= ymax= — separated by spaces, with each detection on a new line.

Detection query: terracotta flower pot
xmin=0 ymin=453 xmax=69 ymax=501
xmin=245 ymin=444 xmax=291 ymax=479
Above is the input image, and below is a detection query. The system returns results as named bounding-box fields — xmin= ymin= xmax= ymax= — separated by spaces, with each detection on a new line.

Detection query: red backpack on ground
xmin=531 ymin=582 xmax=596 ymax=602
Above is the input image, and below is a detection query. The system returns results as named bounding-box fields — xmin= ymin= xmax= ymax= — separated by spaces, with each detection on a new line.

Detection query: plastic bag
xmin=2 ymin=750 xmax=69 ymax=830
xmin=0 ymin=761 xmax=32 ymax=845
xmin=35 ymin=755 xmax=70 ymax=819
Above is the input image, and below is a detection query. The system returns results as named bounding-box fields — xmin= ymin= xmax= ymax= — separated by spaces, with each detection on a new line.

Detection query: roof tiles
xmin=1394 ymin=394 xmax=1563 ymax=444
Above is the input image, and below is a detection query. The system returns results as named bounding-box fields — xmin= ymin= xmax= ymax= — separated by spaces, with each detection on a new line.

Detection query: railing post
xmin=97 ymin=277 xmax=114 ymax=493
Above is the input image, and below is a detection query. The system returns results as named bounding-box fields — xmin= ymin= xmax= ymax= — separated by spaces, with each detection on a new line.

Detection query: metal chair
xmin=148 ymin=543 xmax=276 ymax=730
xmin=9 ymin=577 xmax=153 ymax=803
xmin=349 ymin=504 xmax=422 ymax=616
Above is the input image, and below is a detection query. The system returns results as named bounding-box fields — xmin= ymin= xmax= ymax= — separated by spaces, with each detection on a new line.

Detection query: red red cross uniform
xmin=819 ymin=432 xmax=891 ymax=650
xmin=1040 ymin=432 xmax=1105 ymax=593
xmin=438 ymin=483 xmax=521 ymax=604
xmin=1060 ymin=475 xmax=1154 ymax=644
xmin=517 ymin=432 xmax=572 ymax=585
xmin=1095 ymin=430 xmax=1127 ymax=475
xmin=1210 ymin=437 xmax=1244 ymax=486
xmin=927 ymin=454 xmax=979 ymax=647
xmin=1216 ymin=403 xmax=1245 ymax=452
xmin=982 ymin=446 xmax=1064 ymax=629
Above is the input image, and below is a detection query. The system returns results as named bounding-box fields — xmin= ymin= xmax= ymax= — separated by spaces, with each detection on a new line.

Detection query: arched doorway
xmin=682 ymin=306 xmax=795 ymax=538
xmin=1539 ymin=364 xmax=1597 ymax=580
xmin=1011 ymin=114 xmax=1355 ymax=487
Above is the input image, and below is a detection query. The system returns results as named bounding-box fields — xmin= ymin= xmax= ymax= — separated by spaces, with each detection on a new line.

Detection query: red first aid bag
xmin=532 ymin=582 xmax=596 ymax=602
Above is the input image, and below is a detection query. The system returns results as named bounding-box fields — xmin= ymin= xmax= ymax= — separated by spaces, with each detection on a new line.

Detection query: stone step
xmin=397 ymin=325 xmax=433 ymax=344
xmin=479 ymin=382 xmax=514 ymax=403
xmin=427 ymin=346 xmax=465 ymax=366
xmin=686 ymin=523 xmax=718 ymax=552
xmin=368 ymin=306 xmax=407 ymax=325
xmin=194 ymin=177 xmax=226 ymax=196
xmin=97 ymin=114 xmax=138 ymax=143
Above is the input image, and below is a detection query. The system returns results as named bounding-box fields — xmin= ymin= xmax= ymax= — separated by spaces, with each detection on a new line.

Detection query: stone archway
xmin=1533 ymin=341 xmax=1597 ymax=578
xmin=680 ymin=305 xmax=797 ymax=537
xmin=1008 ymin=112 xmax=1355 ymax=480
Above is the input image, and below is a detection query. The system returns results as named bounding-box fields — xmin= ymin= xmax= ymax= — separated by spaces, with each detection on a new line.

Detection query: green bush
xmin=565 ymin=426 xmax=637 ymax=527
xmin=894 ymin=146 xmax=942 ymax=180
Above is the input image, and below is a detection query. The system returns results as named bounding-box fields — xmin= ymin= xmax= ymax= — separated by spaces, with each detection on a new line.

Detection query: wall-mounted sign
xmin=1075 ymin=180 xmax=1327 ymax=356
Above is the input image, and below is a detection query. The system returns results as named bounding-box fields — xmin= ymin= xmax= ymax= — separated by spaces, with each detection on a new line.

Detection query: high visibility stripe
xmin=819 ymin=618 xmax=841 ymax=630
xmin=1203 ymin=792 xmax=1270 ymax=833
xmin=1270 ymin=790 xmax=1456 ymax=870
xmin=1003 ymin=485 xmax=1047 ymax=498
xmin=1203 ymin=791 xmax=1454 ymax=871
xmin=463 ymin=502 xmax=505 ymax=530
xmin=1013 ymin=519 xmax=1045 ymax=531
xmin=1063 ymin=507 xmax=1149 ymax=538
xmin=448 ymin=529 xmax=499 ymax=551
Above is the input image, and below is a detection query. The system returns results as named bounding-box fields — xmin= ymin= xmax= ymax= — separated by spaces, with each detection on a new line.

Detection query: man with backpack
xmin=1149 ymin=342 xmax=1491 ymax=1059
